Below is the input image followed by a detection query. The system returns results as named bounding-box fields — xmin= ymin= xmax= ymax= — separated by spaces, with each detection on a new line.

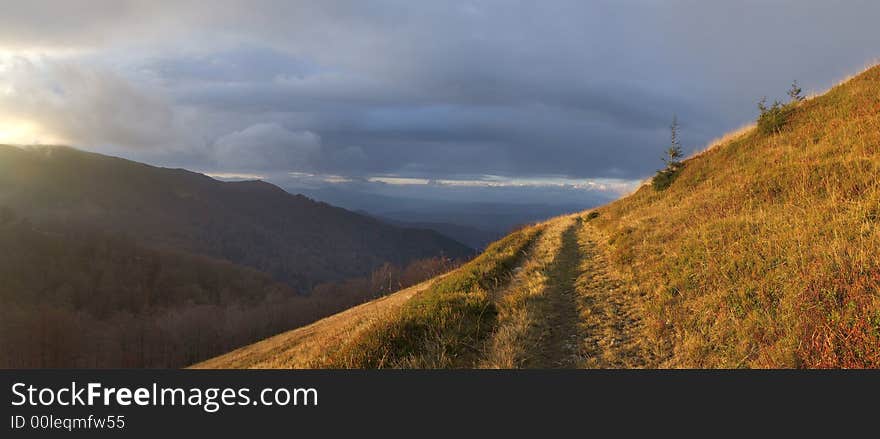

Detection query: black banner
xmin=2 ymin=370 xmax=876 ymax=437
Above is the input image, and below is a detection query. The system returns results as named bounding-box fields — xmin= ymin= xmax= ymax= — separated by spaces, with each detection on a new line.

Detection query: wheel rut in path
xmin=534 ymin=222 xmax=583 ymax=368
xmin=575 ymin=224 xmax=653 ymax=368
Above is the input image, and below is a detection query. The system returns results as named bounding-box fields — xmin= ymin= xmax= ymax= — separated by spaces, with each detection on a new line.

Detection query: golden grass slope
xmin=590 ymin=64 xmax=880 ymax=368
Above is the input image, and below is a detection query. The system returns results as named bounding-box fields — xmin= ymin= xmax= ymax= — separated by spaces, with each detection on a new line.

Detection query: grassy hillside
xmin=590 ymin=64 xmax=880 ymax=368
xmin=201 ymin=64 xmax=880 ymax=369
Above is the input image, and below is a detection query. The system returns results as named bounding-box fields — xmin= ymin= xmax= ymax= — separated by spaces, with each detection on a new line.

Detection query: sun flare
xmin=0 ymin=117 xmax=61 ymax=145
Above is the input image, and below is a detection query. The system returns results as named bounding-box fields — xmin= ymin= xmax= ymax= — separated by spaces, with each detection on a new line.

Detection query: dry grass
xmin=590 ymin=64 xmax=880 ymax=368
xmin=691 ymin=123 xmax=756 ymax=160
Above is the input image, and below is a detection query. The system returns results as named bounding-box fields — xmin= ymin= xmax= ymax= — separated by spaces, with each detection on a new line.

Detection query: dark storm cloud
xmin=2 ymin=0 xmax=880 ymax=189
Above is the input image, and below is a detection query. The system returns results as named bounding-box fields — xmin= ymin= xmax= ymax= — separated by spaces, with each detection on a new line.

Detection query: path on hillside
xmin=196 ymin=214 xmax=652 ymax=369
xmin=479 ymin=215 xmax=650 ymax=368
xmin=573 ymin=223 xmax=651 ymax=368
xmin=515 ymin=218 xmax=650 ymax=368
xmin=190 ymin=276 xmax=443 ymax=369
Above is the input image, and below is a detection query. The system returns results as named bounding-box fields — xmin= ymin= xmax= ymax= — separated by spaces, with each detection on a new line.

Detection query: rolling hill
xmin=0 ymin=145 xmax=472 ymax=290
xmin=200 ymin=63 xmax=880 ymax=369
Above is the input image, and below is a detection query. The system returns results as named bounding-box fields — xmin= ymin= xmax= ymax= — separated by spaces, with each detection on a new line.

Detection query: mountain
xmin=200 ymin=64 xmax=880 ymax=369
xmin=0 ymin=145 xmax=474 ymax=367
xmin=346 ymin=208 xmax=498 ymax=250
xmin=375 ymin=201 xmax=586 ymax=235
xmin=374 ymin=217 xmax=501 ymax=250
xmin=0 ymin=145 xmax=472 ymax=290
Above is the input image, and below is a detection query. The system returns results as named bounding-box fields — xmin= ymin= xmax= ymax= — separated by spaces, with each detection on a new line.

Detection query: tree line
xmin=0 ymin=214 xmax=459 ymax=368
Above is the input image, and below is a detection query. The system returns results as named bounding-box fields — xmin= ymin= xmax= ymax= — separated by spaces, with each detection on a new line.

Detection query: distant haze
xmin=1 ymin=1 xmax=878 ymax=206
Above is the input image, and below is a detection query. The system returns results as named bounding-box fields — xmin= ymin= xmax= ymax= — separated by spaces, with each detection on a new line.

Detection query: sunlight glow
xmin=0 ymin=117 xmax=62 ymax=145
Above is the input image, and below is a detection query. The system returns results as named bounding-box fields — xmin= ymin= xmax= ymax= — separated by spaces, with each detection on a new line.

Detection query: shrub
xmin=586 ymin=211 xmax=600 ymax=221
xmin=652 ymin=166 xmax=682 ymax=191
xmin=758 ymin=82 xmax=803 ymax=136
xmin=757 ymin=97 xmax=792 ymax=135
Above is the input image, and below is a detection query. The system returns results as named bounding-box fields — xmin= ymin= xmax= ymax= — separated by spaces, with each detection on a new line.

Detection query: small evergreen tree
xmin=788 ymin=80 xmax=804 ymax=103
xmin=758 ymin=96 xmax=768 ymax=113
xmin=652 ymin=116 xmax=685 ymax=191
xmin=664 ymin=115 xmax=684 ymax=168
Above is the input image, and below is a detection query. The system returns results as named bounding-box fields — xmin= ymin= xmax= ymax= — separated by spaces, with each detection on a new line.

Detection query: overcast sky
xmin=1 ymin=0 xmax=878 ymax=204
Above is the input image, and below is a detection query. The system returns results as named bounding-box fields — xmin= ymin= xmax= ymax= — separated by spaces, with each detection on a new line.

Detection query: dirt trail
xmin=531 ymin=222 xmax=583 ymax=367
xmin=574 ymin=222 xmax=652 ymax=368
xmin=497 ymin=215 xmax=651 ymax=368
xmin=190 ymin=276 xmax=442 ymax=369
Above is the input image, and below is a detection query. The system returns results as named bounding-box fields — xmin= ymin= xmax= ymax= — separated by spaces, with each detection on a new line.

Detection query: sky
xmin=1 ymin=0 xmax=878 ymax=206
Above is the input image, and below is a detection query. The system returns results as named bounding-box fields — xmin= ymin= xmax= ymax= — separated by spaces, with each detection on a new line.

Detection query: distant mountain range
xmin=298 ymin=185 xmax=591 ymax=246
xmin=375 ymin=217 xmax=502 ymax=250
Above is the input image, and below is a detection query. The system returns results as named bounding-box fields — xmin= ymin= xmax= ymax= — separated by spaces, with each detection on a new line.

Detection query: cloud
xmin=213 ymin=123 xmax=321 ymax=171
xmin=150 ymin=46 xmax=317 ymax=84
xmin=1 ymin=0 xmax=879 ymax=204
xmin=0 ymin=55 xmax=182 ymax=149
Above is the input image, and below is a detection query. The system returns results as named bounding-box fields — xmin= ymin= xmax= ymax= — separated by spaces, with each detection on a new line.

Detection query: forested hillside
xmin=0 ymin=215 xmax=457 ymax=367
xmin=0 ymin=145 xmax=472 ymax=290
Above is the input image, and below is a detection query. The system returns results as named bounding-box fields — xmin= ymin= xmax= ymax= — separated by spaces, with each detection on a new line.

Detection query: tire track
xmin=574 ymin=221 xmax=653 ymax=368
